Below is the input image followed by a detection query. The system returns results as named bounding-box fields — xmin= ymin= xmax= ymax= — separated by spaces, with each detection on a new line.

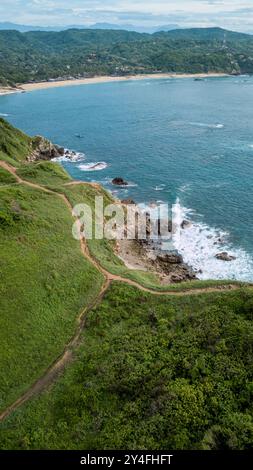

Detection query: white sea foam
xmin=0 ymin=113 xmax=9 ymax=117
xmin=169 ymin=120 xmax=224 ymax=130
xmin=52 ymin=150 xmax=85 ymax=163
xmin=113 ymin=182 xmax=138 ymax=188
xmin=78 ymin=162 xmax=108 ymax=171
xmin=97 ymin=177 xmax=112 ymax=185
xmin=179 ymin=183 xmax=192 ymax=194
xmin=189 ymin=122 xmax=224 ymax=129
xmin=170 ymin=198 xmax=253 ymax=281
xmin=154 ymin=184 xmax=166 ymax=191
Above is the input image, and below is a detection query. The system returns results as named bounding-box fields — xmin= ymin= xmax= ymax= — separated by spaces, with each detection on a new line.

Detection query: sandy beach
xmin=0 ymin=72 xmax=229 ymax=95
xmin=0 ymin=87 xmax=24 ymax=96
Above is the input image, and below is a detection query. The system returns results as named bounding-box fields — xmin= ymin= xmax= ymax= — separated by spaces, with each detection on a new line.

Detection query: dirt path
xmin=0 ymin=160 xmax=250 ymax=422
xmin=0 ymin=278 xmax=110 ymax=423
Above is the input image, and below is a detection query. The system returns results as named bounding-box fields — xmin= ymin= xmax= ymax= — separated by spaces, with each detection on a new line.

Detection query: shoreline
xmin=0 ymin=72 xmax=229 ymax=95
xmin=1 ymin=74 xmax=247 ymax=283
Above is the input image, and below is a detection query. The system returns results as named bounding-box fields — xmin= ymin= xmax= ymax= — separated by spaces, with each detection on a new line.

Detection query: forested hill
xmin=1 ymin=27 xmax=253 ymax=85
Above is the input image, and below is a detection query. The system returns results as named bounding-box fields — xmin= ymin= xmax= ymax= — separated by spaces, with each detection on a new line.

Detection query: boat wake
xmin=189 ymin=122 xmax=224 ymax=129
xmin=169 ymin=120 xmax=224 ymax=130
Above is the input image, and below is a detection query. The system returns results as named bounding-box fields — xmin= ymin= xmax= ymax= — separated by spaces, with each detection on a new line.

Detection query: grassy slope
xmin=1 ymin=119 xmax=253 ymax=450
xmin=0 ymin=120 xmax=103 ymax=410
xmin=0 ymin=166 xmax=17 ymax=185
xmin=1 ymin=283 xmax=253 ymax=450
xmin=0 ymin=183 xmax=103 ymax=411
xmin=16 ymin=161 xmax=72 ymax=187
xmin=0 ymin=118 xmax=33 ymax=166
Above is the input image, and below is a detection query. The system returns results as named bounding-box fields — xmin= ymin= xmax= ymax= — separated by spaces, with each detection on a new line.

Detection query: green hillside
xmin=0 ymin=119 xmax=253 ymax=450
xmin=1 ymin=27 xmax=253 ymax=85
xmin=1 ymin=283 xmax=253 ymax=450
xmin=0 ymin=120 xmax=103 ymax=410
xmin=0 ymin=118 xmax=33 ymax=165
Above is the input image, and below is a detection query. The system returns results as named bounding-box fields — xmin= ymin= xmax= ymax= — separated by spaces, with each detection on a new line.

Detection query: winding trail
xmin=0 ymin=160 xmax=250 ymax=422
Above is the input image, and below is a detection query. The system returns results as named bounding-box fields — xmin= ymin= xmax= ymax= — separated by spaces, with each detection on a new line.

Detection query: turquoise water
xmin=1 ymin=75 xmax=253 ymax=280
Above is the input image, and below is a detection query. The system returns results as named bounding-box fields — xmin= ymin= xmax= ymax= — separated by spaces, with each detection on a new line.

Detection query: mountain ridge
xmin=1 ymin=27 xmax=253 ymax=86
xmin=0 ymin=21 xmax=180 ymax=34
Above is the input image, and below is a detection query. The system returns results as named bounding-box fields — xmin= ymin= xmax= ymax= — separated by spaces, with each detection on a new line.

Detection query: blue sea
xmin=1 ymin=75 xmax=253 ymax=280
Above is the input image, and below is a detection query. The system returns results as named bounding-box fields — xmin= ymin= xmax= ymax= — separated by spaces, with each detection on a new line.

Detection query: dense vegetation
xmin=1 ymin=119 xmax=253 ymax=450
xmin=1 ymin=283 xmax=253 ymax=450
xmin=1 ymin=27 xmax=253 ymax=86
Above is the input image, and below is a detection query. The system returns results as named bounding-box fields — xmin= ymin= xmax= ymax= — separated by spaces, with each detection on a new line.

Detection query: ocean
xmin=1 ymin=75 xmax=253 ymax=281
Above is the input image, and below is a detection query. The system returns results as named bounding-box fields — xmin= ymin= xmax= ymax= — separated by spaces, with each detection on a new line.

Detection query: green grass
xmin=0 ymin=118 xmax=253 ymax=451
xmin=0 ymin=118 xmax=33 ymax=164
xmin=16 ymin=161 xmax=71 ymax=187
xmin=1 ymin=283 xmax=253 ymax=450
xmin=0 ymin=167 xmax=17 ymax=185
xmin=0 ymin=183 xmax=103 ymax=411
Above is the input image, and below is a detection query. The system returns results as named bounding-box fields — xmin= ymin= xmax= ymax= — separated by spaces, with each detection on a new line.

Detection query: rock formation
xmin=27 ymin=136 xmax=65 ymax=162
xmin=215 ymin=252 xmax=236 ymax=261
xmin=112 ymin=177 xmax=128 ymax=186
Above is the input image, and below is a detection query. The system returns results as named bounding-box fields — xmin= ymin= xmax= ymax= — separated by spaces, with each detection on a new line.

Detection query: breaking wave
xmin=78 ymin=162 xmax=108 ymax=171
xmin=171 ymin=198 xmax=253 ymax=281
xmin=52 ymin=149 xmax=85 ymax=163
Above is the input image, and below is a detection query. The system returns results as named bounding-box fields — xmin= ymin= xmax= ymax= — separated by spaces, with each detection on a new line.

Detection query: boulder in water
xmin=215 ymin=252 xmax=236 ymax=262
xmin=181 ymin=220 xmax=192 ymax=229
xmin=121 ymin=199 xmax=136 ymax=205
xmin=112 ymin=177 xmax=128 ymax=186
xmin=55 ymin=145 xmax=65 ymax=156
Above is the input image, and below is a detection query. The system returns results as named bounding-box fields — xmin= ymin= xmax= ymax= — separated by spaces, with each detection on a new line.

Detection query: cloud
xmin=1 ymin=0 xmax=253 ymax=32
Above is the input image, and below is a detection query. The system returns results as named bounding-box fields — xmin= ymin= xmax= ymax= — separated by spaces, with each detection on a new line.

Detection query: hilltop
xmin=1 ymin=27 xmax=253 ymax=86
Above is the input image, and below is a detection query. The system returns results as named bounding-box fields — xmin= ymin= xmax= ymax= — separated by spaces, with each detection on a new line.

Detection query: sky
xmin=1 ymin=0 xmax=253 ymax=32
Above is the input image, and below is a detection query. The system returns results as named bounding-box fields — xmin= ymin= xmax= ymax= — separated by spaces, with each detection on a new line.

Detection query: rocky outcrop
xmin=27 ymin=136 xmax=65 ymax=162
xmin=157 ymin=253 xmax=183 ymax=265
xmin=121 ymin=199 xmax=136 ymax=205
xmin=112 ymin=177 xmax=128 ymax=186
xmin=118 ymin=238 xmax=197 ymax=285
xmin=215 ymin=252 xmax=236 ymax=262
xmin=181 ymin=219 xmax=192 ymax=229
xmin=170 ymin=268 xmax=196 ymax=283
xmin=153 ymin=252 xmax=196 ymax=282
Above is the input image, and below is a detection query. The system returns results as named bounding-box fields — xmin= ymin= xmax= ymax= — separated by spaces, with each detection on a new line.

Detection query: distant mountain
xmin=0 ymin=22 xmax=62 ymax=32
xmin=155 ymin=26 xmax=251 ymax=40
xmin=155 ymin=24 xmax=181 ymax=33
xmin=0 ymin=21 xmax=179 ymax=34
xmin=89 ymin=23 xmax=180 ymax=33
xmin=1 ymin=27 xmax=253 ymax=86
